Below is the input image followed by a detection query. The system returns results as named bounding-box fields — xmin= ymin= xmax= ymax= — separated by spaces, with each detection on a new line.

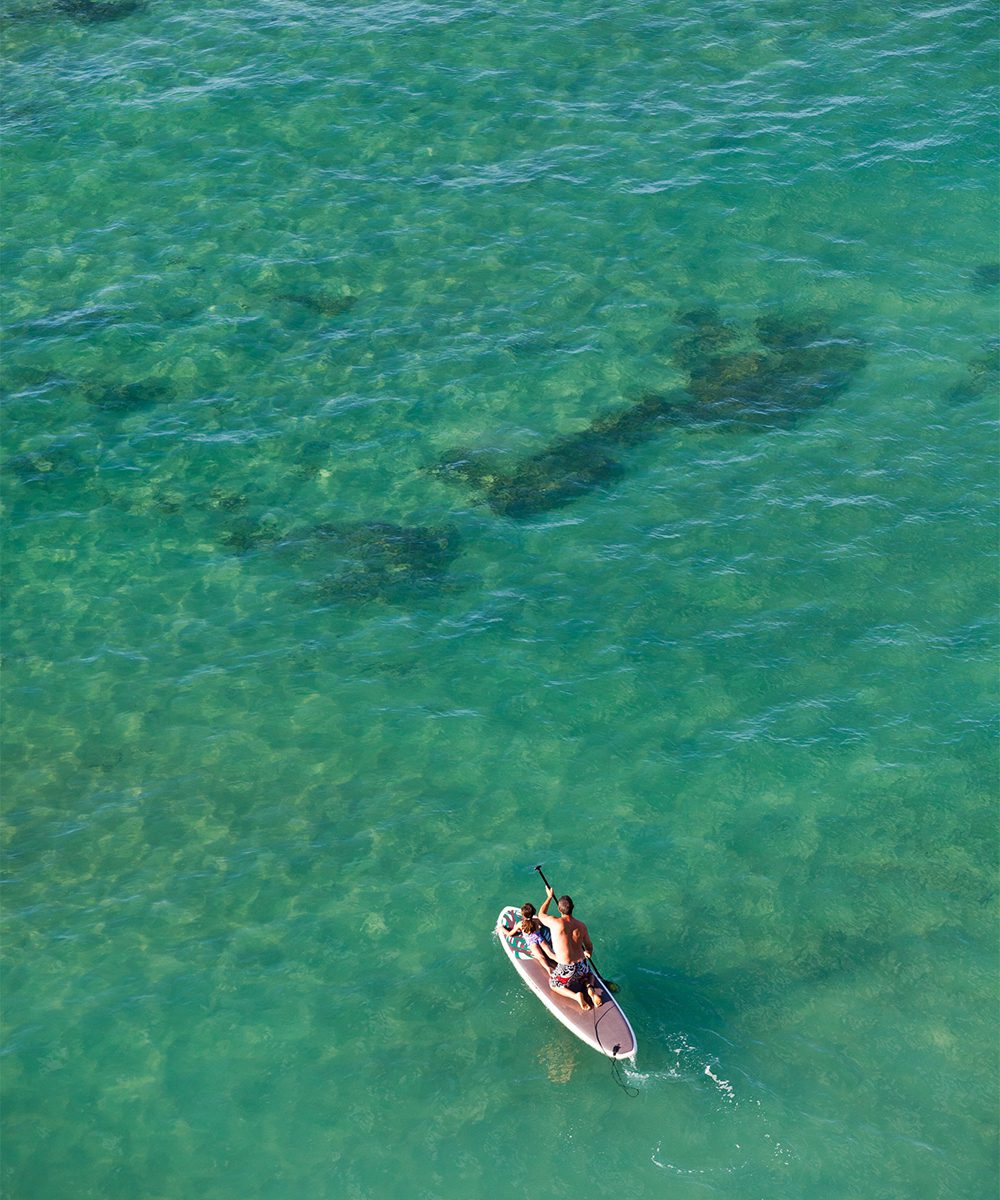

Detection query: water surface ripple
xmin=2 ymin=1 xmax=997 ymax=1197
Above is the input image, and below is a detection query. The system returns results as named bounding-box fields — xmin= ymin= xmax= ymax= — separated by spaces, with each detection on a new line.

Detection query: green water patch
xmin=6 ymin=304 xmax=122 ymax=341
xmin=1 ymin=0 xmax=997 ymax=1195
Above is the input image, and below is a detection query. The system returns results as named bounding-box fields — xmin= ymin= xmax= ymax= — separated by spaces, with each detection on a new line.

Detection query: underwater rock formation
xmin=945 ymin=341 xmax=1000 ymax=404
xmin=310 ymin=522 xmax=461 ymax=604
xmin=219 ymin=515 xmax=281 ymax=555
xmin=220 ymin=518 xmax=462 ymax=605
xmin=434 ymin=309 xmax=866 ymax=519
xmin=275 ymin=291 xmax=358 ymax=318
xmin=434 ymin=392 xmax=678 ymax=519
xmin=434 ymin=441 xmax=624 ymax=520
xmin=291 ymin=441 xmax=333 ymax=479
xmin=670 ymin=306 xmax=740 ymax=370
xmin=53 ymin=0 xmax=144 ymax=21
xmin=83 ymin=377 xmax=171 ymax=413
xmin=970 ymin=262 xmax=1000 ymax=292
xmin=75 ymin=743 xmax=123 ymax=772
xmin=206 ymin=487 xmax=249 ymax=513
xmin=676 ymin=307 xmax=866 ymax=430
xmin=5 ymin=444 xmax=83 ymax=484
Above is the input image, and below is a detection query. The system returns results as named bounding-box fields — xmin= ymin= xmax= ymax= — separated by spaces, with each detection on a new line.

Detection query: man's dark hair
xmin=557 ymin=895 xmax=573 ymax=914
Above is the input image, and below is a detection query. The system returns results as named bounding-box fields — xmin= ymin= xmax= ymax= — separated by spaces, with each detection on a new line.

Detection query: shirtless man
xmin=537 ymin=885 xmax=605 ymax=1012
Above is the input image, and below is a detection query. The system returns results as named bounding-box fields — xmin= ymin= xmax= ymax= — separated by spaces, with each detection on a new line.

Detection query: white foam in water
xmin=637 ymin=1029 xmax=794 ymax=1175
xmin=650 ymin=1144 xmax=741 ymax=1176
xmin=704 ymin=1062 xmax=736 ymax=1102
xmin=618 ymin=1032 xmax=742 ymax=1101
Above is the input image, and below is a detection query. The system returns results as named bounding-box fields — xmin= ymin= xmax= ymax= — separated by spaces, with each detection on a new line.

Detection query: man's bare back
xmin=537 ymin=886 xmax=604 ymax=1010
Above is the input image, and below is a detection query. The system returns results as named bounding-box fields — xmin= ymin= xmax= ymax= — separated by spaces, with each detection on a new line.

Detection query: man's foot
xmin=575 ymin=993 xmax=593 ymax=1012
xmin=588 ymin=987 xmax=604 ymax=1008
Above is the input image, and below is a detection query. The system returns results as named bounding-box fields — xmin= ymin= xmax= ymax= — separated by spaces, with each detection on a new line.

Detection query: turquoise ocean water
xmin=2 ymin=1 xmax=997 ymax=1196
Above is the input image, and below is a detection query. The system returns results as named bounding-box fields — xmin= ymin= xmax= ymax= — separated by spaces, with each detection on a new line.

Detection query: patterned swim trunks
xmin=549 ymin=960 xmax=592 ymax=990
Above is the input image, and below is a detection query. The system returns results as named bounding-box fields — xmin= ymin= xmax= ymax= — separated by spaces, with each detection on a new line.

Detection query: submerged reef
xmin=970 ymin=262 xmax=1000 ymax=292
xmin=206 ymin=487 xmax=250 ymax=514
xmin=433 ymin=392 xmax=677 ymax=519
xmin=309 ymin=522 xmax=461 ymax=604
xmin=219 ymin=515 xmax=282 ymax=554
xmin=3 ymin=365 xmax=173 ymax=416
xmin=675 ymin=307 xmax=866 ymax=430
xmin=220 ymin=518 xmax=462 ymax=605
xmin=53 ymin=0 xmax=145 ymax=21
xmin=83 ymin=377 xmax=172 ymax=413
xmin=435 ymin=308 xmax=866 ymax=519
xmin=275 ymin=290 xmax=358 ymax=318
xmin=945 ymin=340 xmax=1000 ymax=404
xmin=4 ymin=444 xmax=84 ymax=485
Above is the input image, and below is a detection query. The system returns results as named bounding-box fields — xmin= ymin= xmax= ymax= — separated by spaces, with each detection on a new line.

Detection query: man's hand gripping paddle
xmin=533 ymin=865 xmax=620 ymax=994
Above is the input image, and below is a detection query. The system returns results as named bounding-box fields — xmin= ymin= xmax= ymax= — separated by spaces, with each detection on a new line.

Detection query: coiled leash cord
xmin=595 ymin=1016 xmax=639 ymax=1097
xmin=610 ymin=1053 xmax=639 ymax=1097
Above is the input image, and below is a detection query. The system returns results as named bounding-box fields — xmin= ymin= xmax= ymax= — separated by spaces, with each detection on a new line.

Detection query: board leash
xmin=593 ymin=1006 xmax=639 ymax=1097
xmin=609 ymin=1054 xmax=639 ymax=1097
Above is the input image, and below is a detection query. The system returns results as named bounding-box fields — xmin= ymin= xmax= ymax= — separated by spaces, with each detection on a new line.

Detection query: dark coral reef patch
xmin=5 ymin=444 xmax=85 ymax=485
xmin=275 ymin=291 xmax=358 ymax=318
xmin=308 ymin=522 xmax=461 ymax=604
xmin=83 ymin=377 xmax=172 ymax=413
xmin=434 ymin=308 xmax=865 ymax=519
xmin=675 ymin=307 xmax=866 ymax=430
xmin=970 ymin=262 xmax=1000 ymax=292
xmin=945 ymin=340 xmax=999 ymax=405
xmin=219 ymin=515 xmax=282 ymax=555
xmin=433 ymin=391 xmax=678 ymax=519
xmin=54 ymin=0 xmax=145 ymax=22
xmin=220 ymin=517 xmax=462 ymax=605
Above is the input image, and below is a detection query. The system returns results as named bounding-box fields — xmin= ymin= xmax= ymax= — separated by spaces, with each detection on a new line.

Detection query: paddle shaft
xmin=534 ymin=865 xmax=555 ymax=894
xmin=533 ymin=865 xmax=617 ymax=990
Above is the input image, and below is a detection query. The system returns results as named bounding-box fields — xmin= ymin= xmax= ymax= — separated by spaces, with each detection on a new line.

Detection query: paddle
xmin=533 ymin=865 xmax=621 ymax=994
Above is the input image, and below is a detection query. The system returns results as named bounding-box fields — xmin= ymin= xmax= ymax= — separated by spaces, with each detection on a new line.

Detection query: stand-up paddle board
xmin=496 ymin=905 xmax=636 ymax=1060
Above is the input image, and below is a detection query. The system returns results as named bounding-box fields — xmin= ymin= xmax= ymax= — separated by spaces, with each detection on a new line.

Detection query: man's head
xmin=557 ymin=895 xmax=573 ymax=915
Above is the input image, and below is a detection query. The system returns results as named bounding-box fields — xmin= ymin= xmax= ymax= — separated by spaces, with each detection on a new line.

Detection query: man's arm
xmin=537 ymin=886 xmax=558 ymax=929
xmin=580 ymin=921 xmax=594 ymax=957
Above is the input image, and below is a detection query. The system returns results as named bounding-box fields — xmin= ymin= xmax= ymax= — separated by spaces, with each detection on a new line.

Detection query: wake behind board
xmin=496 ymin=906 xmax=636 ymax=1060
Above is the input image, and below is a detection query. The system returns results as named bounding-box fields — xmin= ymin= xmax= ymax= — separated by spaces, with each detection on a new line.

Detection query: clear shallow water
xmin=1 ymin=1 xmax=997 ymax=1197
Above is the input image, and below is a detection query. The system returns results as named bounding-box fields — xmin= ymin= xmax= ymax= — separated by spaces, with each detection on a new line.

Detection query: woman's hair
xmin=520 ymin=902 xmax=541 ymax=934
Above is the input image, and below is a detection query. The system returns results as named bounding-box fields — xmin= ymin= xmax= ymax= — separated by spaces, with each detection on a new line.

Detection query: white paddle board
xmin=496 ymin=905 xmax=637 ymax=1060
